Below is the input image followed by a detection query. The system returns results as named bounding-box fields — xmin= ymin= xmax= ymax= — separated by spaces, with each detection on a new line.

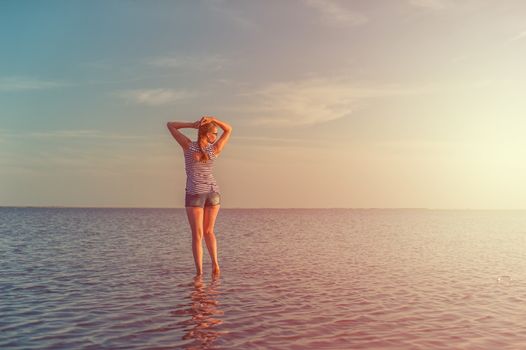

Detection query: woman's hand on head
xmin=199 ymin=116 xmax=214 ymax=126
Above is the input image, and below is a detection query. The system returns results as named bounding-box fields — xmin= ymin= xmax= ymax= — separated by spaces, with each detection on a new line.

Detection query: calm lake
xmin=1 ymin=207 xmax=526 ymax=349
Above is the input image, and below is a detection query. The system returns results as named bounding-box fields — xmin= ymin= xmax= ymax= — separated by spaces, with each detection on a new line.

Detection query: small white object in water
xmin=497 ymin=275 xmax=512 ymax=283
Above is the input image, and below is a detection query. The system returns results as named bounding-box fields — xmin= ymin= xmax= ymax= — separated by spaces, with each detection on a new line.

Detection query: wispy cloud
xmin=0 ymin=128 xmax=159 ymax=176
xmin=233 ymin=135 xmax=315 ymax=143
xmin=147 ymin=54 xmax=228 ymax=71
xmin=116 ymin=88 xmax=196 ymax=106
xmin=407 ymin=0 xmax=448 ymax=10
xmin=205 ymin=0 xmax=256 ymax=29
xmin=0 ymin=77 xmax=67 ymax=91
xmin=0 ymin=128 xmax=150 ymax=141
xmin=407 ymin=0 xmax=481 ymax=11
xmin=233 ymin=78 xmax=423 ymax=127
xmin=506 ymin=30 xmax=526 ymax=44
xmin=0 ymin=134 xmax=179 ymax=179
xmin=303 ymin=0 xmax=367 ymax=26
xmin=231 ymin=135 xmax=332 ymax=150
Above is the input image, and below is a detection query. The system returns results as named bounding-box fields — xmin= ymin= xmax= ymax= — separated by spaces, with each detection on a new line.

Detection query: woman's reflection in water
xmin=173 ymin=274 xmax=225 ymax=349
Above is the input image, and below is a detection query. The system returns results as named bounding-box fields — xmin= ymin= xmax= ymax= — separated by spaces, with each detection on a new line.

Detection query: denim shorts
xmin=185 ymin=191 xmax=221 ymax=208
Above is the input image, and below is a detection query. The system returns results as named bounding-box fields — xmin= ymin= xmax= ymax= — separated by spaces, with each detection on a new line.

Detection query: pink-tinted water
xmin=1 ymin=208 xmax=526 ymax=349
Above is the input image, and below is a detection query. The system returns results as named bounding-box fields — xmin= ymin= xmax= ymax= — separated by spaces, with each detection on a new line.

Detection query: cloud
xmin=205 ymin=0 xmax=256 ymax=29
xmin=407 ymin=0 xmax=448 ymax=10
xmin=147 ymin=54 xmax=228 ymax=71
xmin=506 ymin=30 xmax=526 ymax=44
xmin=303 ymin=0 xmax=367 ymax=26
xmin=0 ymin=128 xmax=161 ymax=176
xmin=0 ymin=128 xmax=150 ymax=141
xmin=233 ymin=135 xmax=316 ymax=143
xmin=407 ymin=0 xmax=489 ymax=15
xmin=233 ymin=78 xmax=422 ymax=127
xmin=116 ymin=88 xmax=196 ymax=106
xmin=0 ymin=77 xmax=67 ymax=91
xmin=407 ymin=0 xmax=481 ymax=11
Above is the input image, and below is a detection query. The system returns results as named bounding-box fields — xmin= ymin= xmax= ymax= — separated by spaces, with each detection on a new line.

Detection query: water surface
xmin=2 ymin=208 xmax=526 ymax=349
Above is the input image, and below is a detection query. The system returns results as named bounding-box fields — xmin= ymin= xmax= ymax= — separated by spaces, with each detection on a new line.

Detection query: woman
xmin=166 ymin=116 xmax=232 ymax=277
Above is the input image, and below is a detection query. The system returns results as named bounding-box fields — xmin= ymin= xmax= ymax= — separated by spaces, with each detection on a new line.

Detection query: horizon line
xmin=1 ymin=206 xmax=526 ymax=211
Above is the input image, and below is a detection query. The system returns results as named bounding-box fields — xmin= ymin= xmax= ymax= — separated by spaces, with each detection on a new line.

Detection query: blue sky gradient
xmin=2 ymin=0 xmax=526 ymax=208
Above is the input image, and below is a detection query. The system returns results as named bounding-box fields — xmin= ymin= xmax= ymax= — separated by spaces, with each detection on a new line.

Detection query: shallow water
xmin=2 ymin=207 xmax=526 ymax=349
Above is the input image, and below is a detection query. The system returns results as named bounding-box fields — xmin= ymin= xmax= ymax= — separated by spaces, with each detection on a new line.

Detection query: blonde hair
xmin=195 ymin=122 xmax=218 ymax=163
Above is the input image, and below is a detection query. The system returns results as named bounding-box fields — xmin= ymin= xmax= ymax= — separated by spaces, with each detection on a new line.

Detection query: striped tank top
xmin=184 ymin=141 xmax=220 ymax=195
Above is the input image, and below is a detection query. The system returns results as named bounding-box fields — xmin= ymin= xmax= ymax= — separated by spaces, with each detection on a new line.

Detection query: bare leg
xmin=204 ymin=204 xmax=221 ymax=277
xmin=186 ymin=207 xmax=204 ymax=276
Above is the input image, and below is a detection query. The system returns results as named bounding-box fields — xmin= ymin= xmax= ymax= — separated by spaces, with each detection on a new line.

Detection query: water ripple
xmin=2 ymin=208 xmax=526 ymax=349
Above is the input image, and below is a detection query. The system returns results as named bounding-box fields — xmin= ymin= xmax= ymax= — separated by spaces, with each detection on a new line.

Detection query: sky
xmin=1 ymin=0 xmax=526 ymax=209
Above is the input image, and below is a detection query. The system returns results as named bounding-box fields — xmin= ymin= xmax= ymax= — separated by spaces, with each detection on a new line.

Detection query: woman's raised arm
xmin=208 ymin=117 xmax=232 ymax=156
xmin=167 ymin=120 xmax=200 ymax=150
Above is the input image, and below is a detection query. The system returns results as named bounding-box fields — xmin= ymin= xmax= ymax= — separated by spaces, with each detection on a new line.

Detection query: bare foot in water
xmin=212 ymin=265 xmax=221 ymax=277
xmin=193 ymin=275 xmax=203 ymax=285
